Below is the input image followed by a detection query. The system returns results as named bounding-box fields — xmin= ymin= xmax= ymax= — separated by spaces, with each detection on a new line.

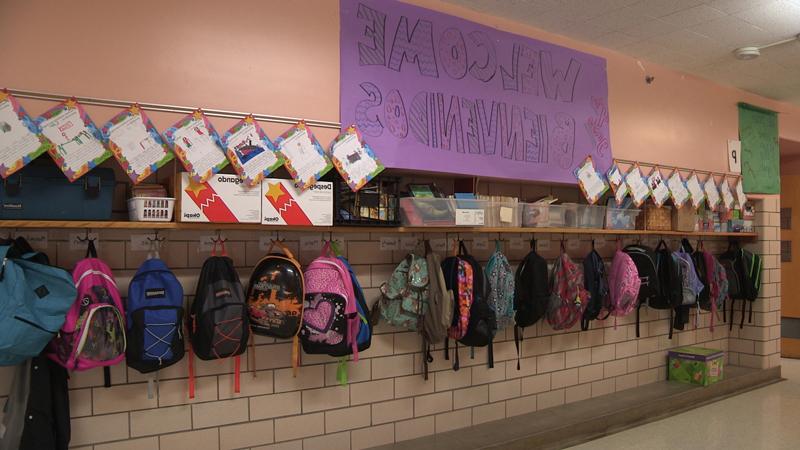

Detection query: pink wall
xmin=2 ymin=0 xmax=799 ymax=174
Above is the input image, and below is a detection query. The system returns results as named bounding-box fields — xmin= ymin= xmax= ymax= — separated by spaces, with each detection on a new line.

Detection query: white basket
xmin=128 ymin=197 xmax=175 ymax=222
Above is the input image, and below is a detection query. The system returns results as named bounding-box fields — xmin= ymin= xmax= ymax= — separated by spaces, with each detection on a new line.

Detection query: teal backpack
xmin=378 ymin=253 xmax=429 ymax=330
xmin=0 ymin=238 xmax=76 ymax=366
xmin=485 ymin=242 xmax=515 ymax=330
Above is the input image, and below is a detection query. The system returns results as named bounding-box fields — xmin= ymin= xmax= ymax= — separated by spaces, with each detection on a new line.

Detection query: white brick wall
xmin=0 ymin=196 xmax=780 ymax=449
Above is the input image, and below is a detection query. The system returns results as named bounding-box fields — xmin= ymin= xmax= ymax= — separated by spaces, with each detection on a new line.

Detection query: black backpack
xmin=442 ymin=241 xmax=496 ymax=371
xmin=720 ymin=242 xmax=762 ymax=329
xmin=582 ymin=243 xmax=610 ymax=331
xmin=187 ymin=252 xmax=250 ymax=398
xmin=513 ymin=241 xmax=549 ymax=369
xmin=654 ymin=240 xmax=683 ymax=338
xmin=623 ymin=243 xmax=657 ymax=337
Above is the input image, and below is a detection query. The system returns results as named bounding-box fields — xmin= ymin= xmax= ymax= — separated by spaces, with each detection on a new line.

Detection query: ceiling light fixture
xmin=733 ymin=33 xmax=800 ymax=60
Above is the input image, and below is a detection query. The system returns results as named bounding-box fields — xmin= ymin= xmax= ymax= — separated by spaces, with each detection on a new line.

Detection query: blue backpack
xmin=126 ymin=257 xmax=185 ymax=373
xmin=0 ymin=238 xmax=75 ymax=366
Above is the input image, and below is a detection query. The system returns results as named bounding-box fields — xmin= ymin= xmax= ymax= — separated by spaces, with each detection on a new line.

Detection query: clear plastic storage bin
xmin=399 ymin=198 xmax=487 ymax=226
xmin=485 ymin=201 xmax=521 ymax=227
xmin=562 ymin=203 xmax=605 ymax=228
xmin=605 ymin=208 xmax=641 ymax=230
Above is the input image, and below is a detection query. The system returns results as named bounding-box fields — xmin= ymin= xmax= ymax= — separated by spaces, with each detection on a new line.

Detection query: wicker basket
xmin=636 ymin=204 xmax=672 ymax=231
xmin=672 ymin=207 xmax=697 ymax=232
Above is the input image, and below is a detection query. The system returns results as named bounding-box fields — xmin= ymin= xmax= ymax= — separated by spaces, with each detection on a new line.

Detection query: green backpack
xmin=378 ymin=254 xmax=429 ymax=330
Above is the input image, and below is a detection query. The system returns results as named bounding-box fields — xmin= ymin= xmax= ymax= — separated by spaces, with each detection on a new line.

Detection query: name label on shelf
xmin=379 ymin=237 xmax=399 ymax=251
xmin=472 ymin=236 xmax=489 ymax=251
xmin=455 ymin=209 xmax=485 ymax=226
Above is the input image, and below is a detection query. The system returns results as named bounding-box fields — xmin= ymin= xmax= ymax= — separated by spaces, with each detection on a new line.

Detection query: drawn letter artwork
xmin=340 ymin=0 xmax=612 ymax=183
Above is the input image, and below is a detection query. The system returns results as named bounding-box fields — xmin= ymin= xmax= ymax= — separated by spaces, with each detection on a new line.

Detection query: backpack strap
xmin=268 ymin=239 xmax=296 ymax=260
xmin=86 ymin=239 xmax=98 ymax=258
xmin=103 ymin=367 xmax=111 ymax=388
xmin=740 ymin=298 xmax=747 ymax=329
xmin=729 ymin=299 xmax=736 ymax=331
xmin=458 ymin=240 xmax=469 ymax=256
xmin=487 ymin=338 xmax=494 ymax=369
xmin=0 ymin=245 xmax=11 ymax=281
xmin=514 ymin=326 xmax=523 ymax=370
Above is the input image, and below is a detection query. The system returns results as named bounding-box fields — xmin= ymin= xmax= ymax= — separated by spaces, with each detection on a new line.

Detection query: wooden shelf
xmin=0 ymin=220 xmax=760 ymax=238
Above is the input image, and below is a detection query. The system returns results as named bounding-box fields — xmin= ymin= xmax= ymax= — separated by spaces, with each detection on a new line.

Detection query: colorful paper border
xmin=35 ymin=98 xmax=112 ymax=182
xmin=0 ymin=90 xmax=54 ymax=178
xmin=163 ymin=110 xmax=228 ymax=184
xmin=101 ymin=104 xmax=173 ymax=184
xmin=329 ymin=125 xmax=385 ymax=192
xmin=222 ymin=115 xmax=283 ymax=187
xmin=274 ymin=121 xmax=333 ymax=191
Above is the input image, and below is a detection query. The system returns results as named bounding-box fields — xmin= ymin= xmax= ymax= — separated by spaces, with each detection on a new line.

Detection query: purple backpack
xmin=607 ymin=243 xmax=641 ymax=327
xmin=48 ymin=242 xmax=126 ymax=383
xmin=300 ymin=243 xmax=360 ymax=360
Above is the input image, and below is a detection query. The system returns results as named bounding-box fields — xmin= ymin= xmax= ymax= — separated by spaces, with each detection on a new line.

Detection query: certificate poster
xmin=164 ymin=110 xmax=227 ymax=184
xmin=647 ymin=167 xmax=670 ymax=207
xmin=686 ymin=172 xmax=705 ymax=210
xmin=274 ymin=121 xmax=332 ymax=191
xmin=35 ymin=99 xmax=111 ymax=182
xmin=607 ymin=162 xmax=624 ymax=193
xmin=667 ymin=170 xmax=690 ymax=209
xmin=720 ymin=178 xmax=735 ymax=211
xmin=0 ymin=90 xmax=53 ymax=178
xmin=625 ymin=165 xmax=650 ymax=207
xmin=574 ymin=155 xmax=608 ymax=205
xmin=704 ymin=177 xmax=721 ymax=211
xmin=329 ymin=125 xmax=384 ymax=192
xmin=101 ymin=104 xmax=173 ymax=184
xmin=222 ymin=115 xmax=283 ymax=187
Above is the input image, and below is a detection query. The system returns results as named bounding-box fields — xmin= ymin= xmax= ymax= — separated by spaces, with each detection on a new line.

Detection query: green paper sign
xmin=738 ymin=103 xmax=779 ymax=194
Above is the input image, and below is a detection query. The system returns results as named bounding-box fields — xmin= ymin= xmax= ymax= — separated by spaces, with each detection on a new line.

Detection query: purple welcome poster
xmin=340 ymin=0 xmax=612 ymax=184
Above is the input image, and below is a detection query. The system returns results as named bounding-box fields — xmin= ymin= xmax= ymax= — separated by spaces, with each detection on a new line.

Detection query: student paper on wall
xmin=180 ymin=173 xmax=261 ymax=223
xmin=223 ymin=115 xmax=283 ymax=187
xmin=274 ymin=121 xmax=332 ymax=191
xmin=102 ymin=104 xmax=173 ymax=184
xmin=35 ymin=99 xmax=111 ymax=182
xmin=329 ymin=125 xmax=384 ymax=192
xmin=735 ymin=178 xmax=747 ymax=209
xmin=575 ymin=156 xmax=608 ymax=205
xmin=720 ymin=178 xmax=735 ymax=211
xmin=164 ymin=110 xmax=228 ymax=184
xmin=0 ymin=90 xmax=53 ymax=178
xmin=261 ymin=178 xmax=333 ymax=226
xmin=607 ymin=163 xmax=623 ymax=193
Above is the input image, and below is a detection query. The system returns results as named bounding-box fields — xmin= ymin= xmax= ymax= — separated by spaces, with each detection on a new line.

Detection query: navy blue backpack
xmin=126 ymin=257 xmax=185 ymax=374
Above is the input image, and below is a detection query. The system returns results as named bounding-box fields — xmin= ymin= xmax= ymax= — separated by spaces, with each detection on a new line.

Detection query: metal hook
xmin=147 ymin=230 xmax=166 ymax=243
xmin=212 ymin=230 xmax=227 ymax=244
xmin=77 ymin=229 xmax=95 ymax=242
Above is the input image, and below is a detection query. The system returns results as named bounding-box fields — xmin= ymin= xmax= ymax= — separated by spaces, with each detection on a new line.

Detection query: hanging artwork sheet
xmin=735 ymin=178 xmax=748 ymax=209
xmin=720 ymin=178 xmax=735 ymax=211
xmin=686 ymin=172 xmax=705 ymax=210
xmin=164 ymin=110 xmax=227 ymax=184
xmin=704 ymin=177 xmax=721 ymax=211
xmin=666 ymin=170 xmax=689 ymax=209
xmin=101 ymin=104 xmax=173 ymax=184
xmin=329 ymin=125 xmax=384 ymax=192
xmin=222 ymin=115 xmax=283 ymax=187
xmin=274 ymin=121 xmax=332 ymax=191
xmin=625 ymin=164 xmax=650 ymax=207
xmin=35 ymin=99 xmax=111 ymax=182
xmin=647 ymin=167 xmax=670 ymax=207
xmin=607 ymin=162 xmax=624 ymax=193
xmin=613 ymin=165 xmax=630 ymax=205
xmin=0 ymin=90 xmax=53 ymax=178
xmin=574 ymin=156 xmax=608 ymax=204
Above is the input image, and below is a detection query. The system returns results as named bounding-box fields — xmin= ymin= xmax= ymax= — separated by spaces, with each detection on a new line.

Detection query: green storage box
xmin=668 ymin=346 xmax=724 ymax=386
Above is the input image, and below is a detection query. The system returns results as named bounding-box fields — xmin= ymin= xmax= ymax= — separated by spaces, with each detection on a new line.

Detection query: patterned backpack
xmin=246 ymin=240 xmax=304 ymax=372
xmin=300 ymin=243 xmax=360 ymax=359
xmin=485 ymin=242 xmax=515 ymax=330
xmin=607 ymin=242 xmax=641 ymax=327
xmin=702 ymin=250 xmax=729 ymax=332
xmin=48 ymin=241 xmax=126 ymax=387
xmin=378 ymin=253 xmax=429 ymax=331
xmin=546 ymin=244 xmax=590 ymax=331
xmin=441 ymin=241 xmax=475 ymax=370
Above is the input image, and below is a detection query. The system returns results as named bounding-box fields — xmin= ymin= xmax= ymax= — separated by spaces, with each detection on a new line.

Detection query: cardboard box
xmin=261 ymin=178 xmax=332 ymax=226
xmin=668 ymin=346 xmax=724 ymax=387
xmin=180 ymin=173 xmax=261 ymax=223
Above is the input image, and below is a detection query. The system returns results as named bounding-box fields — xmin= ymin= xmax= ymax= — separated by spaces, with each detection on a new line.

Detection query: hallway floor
xmin=568 ymin=358 xmax=800 ymax=450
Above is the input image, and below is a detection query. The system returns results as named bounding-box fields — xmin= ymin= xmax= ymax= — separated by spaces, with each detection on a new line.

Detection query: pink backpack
xmin=299 ymin=243 xmax=360 ymax=360
xmin=607 ymin=242 xmax=641 ymax=327
xmin=546 ymin=248 xmax=590 ymax=330
xmin=48 ymin=242 xmax=126 ymax=383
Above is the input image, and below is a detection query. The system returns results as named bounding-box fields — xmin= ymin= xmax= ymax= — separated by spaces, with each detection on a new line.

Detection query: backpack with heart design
xmin=300 ymin=243 xmax=360 ymax=359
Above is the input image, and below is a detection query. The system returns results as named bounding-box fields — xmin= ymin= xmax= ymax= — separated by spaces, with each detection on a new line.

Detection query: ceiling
xmin=443 ymin=0 xmax=800 ymax=106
